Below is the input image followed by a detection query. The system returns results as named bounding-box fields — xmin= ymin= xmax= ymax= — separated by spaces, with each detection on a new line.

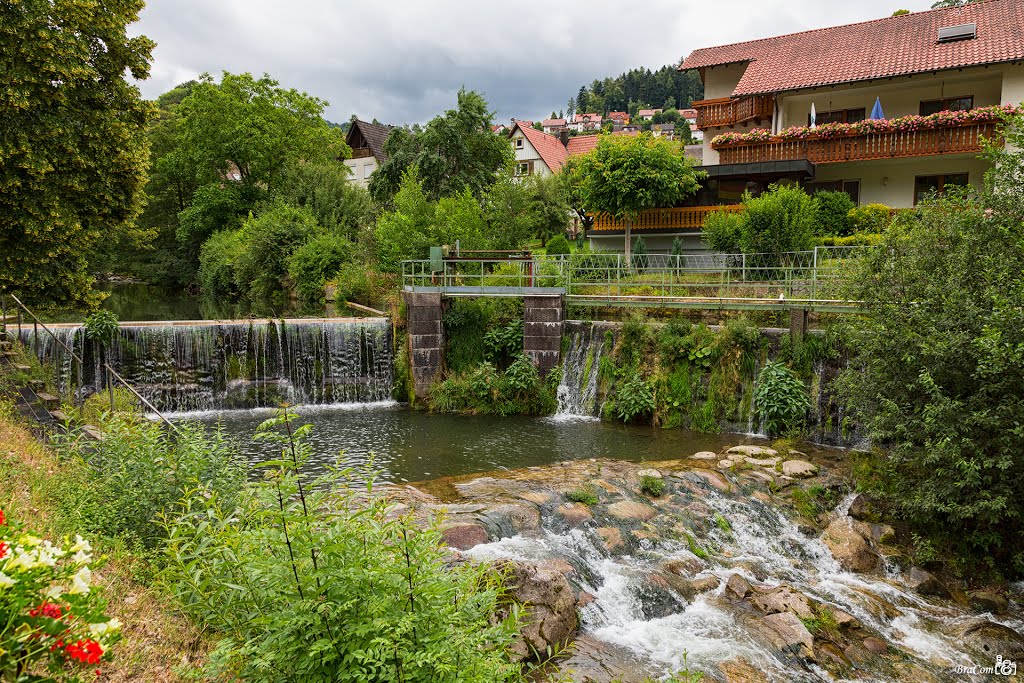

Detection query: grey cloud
xmin=132 ymin=0 xmax=934 ymax=125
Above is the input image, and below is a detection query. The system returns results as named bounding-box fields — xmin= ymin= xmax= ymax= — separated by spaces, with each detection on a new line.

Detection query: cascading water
xmin=21 ymin=319 xmax=393 ymax=412
xmin=466 ymin=475 xmax=1024 ymax=682
xmin=555 ymin=321 xmax=613 ymax=419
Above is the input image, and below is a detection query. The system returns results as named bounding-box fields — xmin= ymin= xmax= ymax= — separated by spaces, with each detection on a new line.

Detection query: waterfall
xmin=555 ymin=321 xmax=612 ymax=419
xmin=20 ymin=319 xmax=393 ymax=413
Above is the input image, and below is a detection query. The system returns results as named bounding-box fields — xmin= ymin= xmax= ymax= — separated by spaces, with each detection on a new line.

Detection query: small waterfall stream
xmin=555 ymin=322 xmax=613 ymax=419
xmin=21 ymin=319 xmax=393 ymax=412
xmin=466 ymin=479 xmax=1024 ymax=682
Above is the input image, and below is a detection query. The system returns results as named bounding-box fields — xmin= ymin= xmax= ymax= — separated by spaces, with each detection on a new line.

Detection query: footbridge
xmin=401 ymin=247 xmax=865 ymax=397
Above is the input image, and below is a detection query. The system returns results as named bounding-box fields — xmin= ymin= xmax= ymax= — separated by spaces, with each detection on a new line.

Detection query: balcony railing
xmin=349 ymin=147 xmax=375 ymax=159
xmin=692 ymin=95 xmax=774 ymax=129
xmin=715 ymin=121 xmax=998 ymax=165
xmin=589 ymin=205 xmax=743 ymax=233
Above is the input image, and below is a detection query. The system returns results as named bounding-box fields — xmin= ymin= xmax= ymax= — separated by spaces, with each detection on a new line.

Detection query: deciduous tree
xmin=567 ymin=133 xmax=702 ymax=261
xmin=0 ymin=0 xmax=155 ymax=307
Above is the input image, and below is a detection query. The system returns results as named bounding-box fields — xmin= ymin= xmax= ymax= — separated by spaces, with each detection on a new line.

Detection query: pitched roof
xmin=542 ymin=118 xmax=567 ymax=126
xmin=680 ymin=0 xmax=1024 ymax=96
xmin=515 ymin=124 xmax=569 ymax=172
xmin=510 ymin=123 xmax=600 ymax=172
xmin=566 ymin=135 xmax=600 ymax=157
xmin=346 ymin=120 xmax=393 ymax=162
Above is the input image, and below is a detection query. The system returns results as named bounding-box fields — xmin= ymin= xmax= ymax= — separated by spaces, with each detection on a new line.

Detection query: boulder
xmin=692 ymin=451 xmax=719 ymax=461
xmin=847 ymin=493 xmax=875 ymax=521
xmin=719 ymin=459 xmax=736 ymax=469
xmin=693 ymin=470 xmax=732 ymax=492
xmin=606 ymin=500 xmax=656 ymax=522
xmin=725 ymin=573 xmax=752 ymax=600
xmin=967 ymin=590 xmax=1009 ymax=615
xmin=441 ymin=523 xmax=488 ymax=550
xmin=501 ymin=561 xmax=578 ymax=661
xmin=862 ymin=637 xmax=888 ymax=655
xmin=759 ymin=612 xmax=814 ymax=658
xmin=662 ymin=557 xmax=705 ymax=577
xmin=477 ymin=503 xmax=541 ymax=537
xmin=718 ymin=656 xmax=770 ymax=683
xmin=637 ymin=574 xmax=687 ymax=619
xmin=727 ymin=445 xmax=779 ymax=458
xmin=750 ymin=585 xmax=815 ymax=620
xmin=906 ymin=567 xmax=950 ymax=598
xmin=556 ymin=503 xmax=593 ymax=528
xmin=822 ymin=518 xmax=879 ymax=572
xmin=596 ymin=526 xmax=625 ymax=553
xmin=960 ymin=620 xmax=1024 ymax=660
xmin=745 ymin=456 xmax=781 ymax=467
xmin=781 ymin=460 xmax=819 ymax=478
xmin=636 ymin=468 xmax=661 ymax=480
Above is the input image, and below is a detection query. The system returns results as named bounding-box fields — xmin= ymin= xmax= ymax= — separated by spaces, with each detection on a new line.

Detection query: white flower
xmin=44 ymin=585 xmax=62 ymax=599
xmin=0 ymin=572 xmax=15 ymax=590
xmin=71 ymin=550 xmax=92 ymax=566
xmin=7 ymin=549 xmax=39 ymax=572
xmin=69 ymin=536 xmax=92 ymax=554
xmin=68 ymin=566 xmax=92 ymax=594
xmin=88 ymin=619 xmax=122 ymax=638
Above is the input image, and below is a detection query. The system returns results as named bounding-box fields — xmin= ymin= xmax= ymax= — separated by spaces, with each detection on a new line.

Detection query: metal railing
xmin=2 ymin=294 xmax=179 ymax=432
xmin=401 ymin=247 xmax=865 ymax=311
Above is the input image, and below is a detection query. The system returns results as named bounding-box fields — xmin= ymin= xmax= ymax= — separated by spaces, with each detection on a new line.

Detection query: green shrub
xmin=740 ymin=184 xmax=816 ymax=256
xmin=703 ymin=208 xmax=745 ymax=254
xmin=234 ymin=202 xmax=320 ymax=305
xmin=631 ymin=236 xmax=649 ymax=271
xmin=198 ymin=229 xmax=244 ymax=297
xmin=848 ymin=203 xmax=892 ymax=233
xmin=57 ymin=416 xmax=246 ymax=550
xmin=565 ymin=486 xmax=599 ymax=505
xmin=288 ymin=233 xmax=353 ymax=304
xmin=83 ymin=310 xmax=119 ymax=346
xmin=484 ymin=319 xmax=524 ymax=368
xmin=615 ymin=374 xmax=656 ymax=422
xmin=545 ymin=234 xmax=572 ymax=256
xmin=753 ymin=361 xmax=810 ymax=437
xmin=814 ymin=233 xmax=883 ymax=247
xmin=812 ymin=190 xmax=855 ymax=236
xmin=639 ymin=475 xmax=665 ymax=497
xmin=163 ymin=411 xmax=523 ymax=682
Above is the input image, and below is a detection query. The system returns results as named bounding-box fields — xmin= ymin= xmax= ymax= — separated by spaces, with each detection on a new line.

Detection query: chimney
xmin=559 ymin=129 xmax=569 ymax=148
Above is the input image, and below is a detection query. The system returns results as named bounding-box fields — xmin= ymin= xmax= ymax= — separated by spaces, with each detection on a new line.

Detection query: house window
xmin=914 ymin=173 xmax=969 ymax=204
xmin=515 ymin=137 xmax=524 ymax=149
xmin=363 ymin=163 xmax=374 ymax=179
xmin=809 ymin=108 xmax=866 ymax=126
xmin=806 ymin=179 xmax=861 ymax=205
xmin=919 ymin=96 xmax=973 ymax=116
xmin=515 ymin=162 xmax=532 ymax=177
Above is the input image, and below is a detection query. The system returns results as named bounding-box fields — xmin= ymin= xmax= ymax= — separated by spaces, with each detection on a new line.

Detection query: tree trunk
xmin=624 ymin=218 xmax=632 ymax=269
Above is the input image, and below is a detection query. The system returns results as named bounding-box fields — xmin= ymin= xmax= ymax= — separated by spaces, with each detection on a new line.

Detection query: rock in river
xmin=501 ymin=560 xmax=578 ymax=661
xmin=822 ymin=517 xmax=879 ymax=572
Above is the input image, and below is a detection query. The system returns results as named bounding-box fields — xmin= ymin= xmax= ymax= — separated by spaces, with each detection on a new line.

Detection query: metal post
xmin=812 ymin=247 xmax=819 ymax=300
xmin=107 ymin=365 xmax=115 ymax=412
xmin=742 ymin=253 xmax=747 ymax=282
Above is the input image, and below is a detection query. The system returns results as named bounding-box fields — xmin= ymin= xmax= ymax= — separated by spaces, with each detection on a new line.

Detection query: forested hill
xmin=561 ymin=63 xmax=704 ymax=118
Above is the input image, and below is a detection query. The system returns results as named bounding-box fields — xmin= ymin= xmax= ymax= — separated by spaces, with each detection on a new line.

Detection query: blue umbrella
xmin=870 ymin=97 xmax=885 ymax=120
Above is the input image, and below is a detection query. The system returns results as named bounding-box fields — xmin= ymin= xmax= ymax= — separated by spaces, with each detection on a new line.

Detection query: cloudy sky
xmin=131 ymin=0 xmax=937 ymax=126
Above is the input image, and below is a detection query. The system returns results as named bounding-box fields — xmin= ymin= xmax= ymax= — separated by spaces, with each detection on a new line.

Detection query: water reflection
xmin=175 ymin=403 xmax=751 ymax=483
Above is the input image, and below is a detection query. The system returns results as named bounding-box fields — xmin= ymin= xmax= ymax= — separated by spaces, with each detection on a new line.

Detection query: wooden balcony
xmin=715 ymin=121 xmax=998 ymax=165
xmin=349 ymin=147 xmax=375 ymax=159
xmin=692 ymin=95 xmax=774 ymax=129
xmin=589 ymin=205 xmax=743 ymax=233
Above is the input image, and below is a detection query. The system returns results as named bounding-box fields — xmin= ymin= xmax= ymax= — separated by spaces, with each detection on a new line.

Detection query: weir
xmin=19 ymin=318 xmax=394 ymax=413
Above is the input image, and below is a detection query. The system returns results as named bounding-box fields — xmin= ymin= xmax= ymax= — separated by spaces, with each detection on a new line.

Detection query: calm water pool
xmin=171 ymin=402 xmax=759 ymax=483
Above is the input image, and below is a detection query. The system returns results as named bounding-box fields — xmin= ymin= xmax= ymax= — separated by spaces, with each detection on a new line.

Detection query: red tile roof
xmin=566 ymin=135 xmax=600 ymax=157
xmin=681 ymin=0 xmax=1024 ymax=96
xmin=510 ymin=123 xmax=600 ymax=172
xmin=542 ymin=118 xmax=567 ymax=127
xmin=515 ymin=124 xmax=569 ymax=172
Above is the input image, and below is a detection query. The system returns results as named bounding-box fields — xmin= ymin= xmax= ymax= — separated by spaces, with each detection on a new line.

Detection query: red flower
xmin=66 ymin=639 xmax=104 ymax=665
xmin=0 ymin=509 xmax=6 ymax=526
xmin=0 ymin=541 xmax=7 ymax=559
xmin=30 ymin=602 xmax=64 ymax=619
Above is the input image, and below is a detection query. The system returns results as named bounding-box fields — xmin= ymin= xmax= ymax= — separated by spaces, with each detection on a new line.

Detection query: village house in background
xmin=586 ymin=0 xmax=1024 ymax=253
xmin=542 ymin=118 xmax=567 ymax=134
xmin=508 ymin=121 xmax=599 ymax=178
xmin=568 ymin=113 xmax=603 ymax=132
xmin=685 ymin=0 xmax=1023 ymax=208
xmin=343 ymin=119 xmax=393 ymax=187
xmin=637 ymin=108 xmax=662 ymax=121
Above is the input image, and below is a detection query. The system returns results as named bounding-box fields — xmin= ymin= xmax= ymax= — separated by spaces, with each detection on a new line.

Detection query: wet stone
xmin=441 ymin=523 xmax=489 ymax=550
xmin=781 ymin=460 xmax=819 ymax=478
xmin=725 ymin=573 xmax=753 ymax=600
xmin=606 ymin=500 xmax=656 ymax=522
xmin=692 ymin=451 xmax=719 ymax=460
xmin=727 ymin=445 xmax=779 ymax=458
xmin=968 ymin=590 xmax=1009 ymax=615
